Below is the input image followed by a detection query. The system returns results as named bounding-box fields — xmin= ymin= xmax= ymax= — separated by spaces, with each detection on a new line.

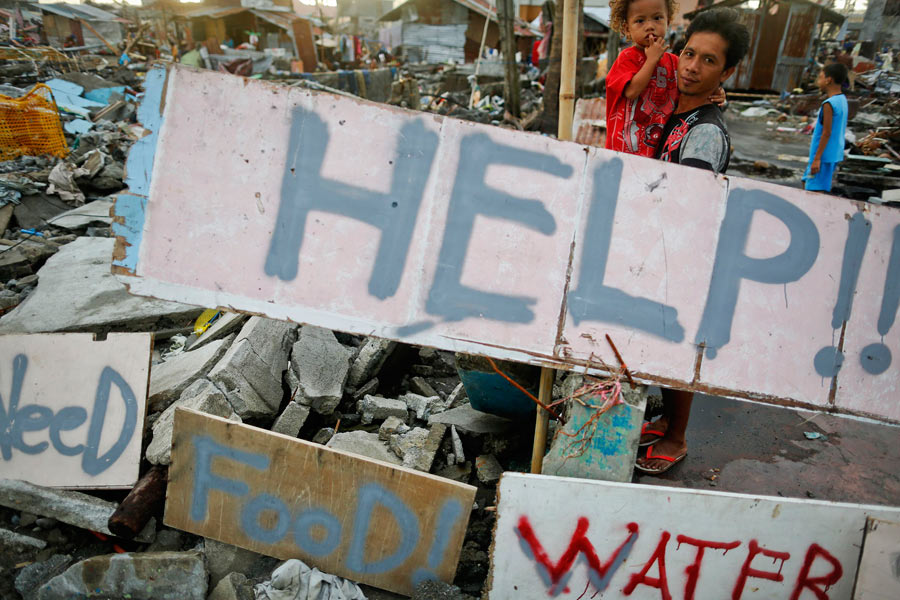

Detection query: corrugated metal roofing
xmin=30 ymin=2 xmax=125 ymax=23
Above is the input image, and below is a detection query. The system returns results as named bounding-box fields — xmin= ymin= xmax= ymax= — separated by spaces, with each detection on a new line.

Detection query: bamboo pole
xmin=498 ymin=0 xmax=520 ymax=118
xmin=557 ymin=0 xmax=579 ymax=141
xmin=530 ymin=366 xmax=555 ymax=473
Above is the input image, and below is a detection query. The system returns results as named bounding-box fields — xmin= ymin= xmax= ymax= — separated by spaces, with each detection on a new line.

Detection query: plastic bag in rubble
xmin=254 ymin=559 xmax=367 ymax=600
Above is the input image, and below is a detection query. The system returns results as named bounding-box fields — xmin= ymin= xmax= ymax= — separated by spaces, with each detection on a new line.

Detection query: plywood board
xmin=165 ymin=408 xmax=476 ymax=596
xmin=853 ymin=518 xmax=900 ymax=599
xmin=113 ymin=64 xmax=900 ymax=423
xmin=489 ymin=473 xmax=900 ymax=599
xmin=0 ymin=333 xmax=150 ymax=488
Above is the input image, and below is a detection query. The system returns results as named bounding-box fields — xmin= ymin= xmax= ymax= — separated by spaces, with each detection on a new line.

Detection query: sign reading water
xmin=114 ymin=65 xmax=900 ymax=423
xmin=0 ymin=333 xmax=149 ymax=488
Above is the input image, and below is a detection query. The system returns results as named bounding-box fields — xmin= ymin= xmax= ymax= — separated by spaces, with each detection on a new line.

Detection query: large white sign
xmin=113 ymin=65 xmax=900 ymax=423
xmin=489 ymin=473 xmax=900 ymax=599
xmin=0 ymin=333 xmax=150 ymax=488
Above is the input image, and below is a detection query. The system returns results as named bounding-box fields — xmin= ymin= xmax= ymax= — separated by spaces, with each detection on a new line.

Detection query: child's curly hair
xmin=609 ymin=0 xmax=680 ymax=37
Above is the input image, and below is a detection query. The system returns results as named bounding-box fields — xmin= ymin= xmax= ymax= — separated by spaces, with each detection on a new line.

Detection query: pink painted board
xmin=696 ymin=177 xmax=849 ymax=406
xmin=835 ymin=204 xmax=900 ymax=421
xmin=561 ymin=149 xmax=727 ymax=382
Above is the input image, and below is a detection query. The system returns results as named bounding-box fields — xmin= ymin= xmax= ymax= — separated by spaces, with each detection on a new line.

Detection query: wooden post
xmin=497 ymin=0 xmax=521 ymax=118
xmin=530 ymin=366 xmax=554 ymax=473
xmin=607 ymin=26 xmax=620 ymax=73
xmin=557 ymin=0 xmax=579 ymax=140
xmin=468 ymin=13 xmax=491 ymax=109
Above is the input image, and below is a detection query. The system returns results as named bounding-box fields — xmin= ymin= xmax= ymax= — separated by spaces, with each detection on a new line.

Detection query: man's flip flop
xmin=639 ymin=422 xmax=666 ymax=447
xmin=634 ymin=446 xmax=687 ymax=475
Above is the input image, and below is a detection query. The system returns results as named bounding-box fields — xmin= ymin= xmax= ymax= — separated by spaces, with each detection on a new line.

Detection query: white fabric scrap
xmin=254 ymin=559 xmax=367 ymax=600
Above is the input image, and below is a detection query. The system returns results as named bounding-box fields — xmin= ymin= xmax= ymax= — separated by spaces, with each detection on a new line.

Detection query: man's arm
xmin=810 ymin=103 xmax=833 ymax=176
xmin=677 ymin=124 xmax=729 ymax=173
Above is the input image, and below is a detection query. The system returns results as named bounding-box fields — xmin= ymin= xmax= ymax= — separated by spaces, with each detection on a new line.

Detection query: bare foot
xmin=636 ymin=437 xmax=687 ymax=474
xmin=640 ymin=416 xmax=668 ymax=446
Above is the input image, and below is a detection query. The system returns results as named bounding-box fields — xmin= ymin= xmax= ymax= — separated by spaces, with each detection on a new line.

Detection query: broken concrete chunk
xmin=15 ymin=554 xmax=72 ymax=600
xmin=0 ymin=527 xmax=47 ymax=550
xmin=146 ymin=378 xmax=241 ymax=465
xmin=402 ymin=392 xmax=446 ymax=421
xmin=37 ymin=551 xmax=207 ymax=600
xmin=50 ymin=197 xmax=114 ymax=229
xmin=429 ymin=403 xmax=513 ymax=435
xmin=208 ymin=316 xmax=297 ymax=419
xmin=312 ymin=427 xmax=335 ymax=445
xmin=351 ymin=377 xmax=378 ymax=400
xmin=271 ymin=401 xmax=310 ymax=437
xmin=451 ymin=425 xmax=466 ymax=464
xmin=390 ymin=423 xmax=447 ymax=472
xmin=347 ymin=337 xmax=396 ymax=388
xmin=187 ymin=312 xmax=247 ymax=350
xmin=0 ymin=480 xmax=151 ymax=542
xmin=326 ymin=430 xmax=402 ymax=465
xmin=148 ymin=334 xmax=235 ymax=413
xmin=475 ymin=454 xmax=503 ymax=484
xmin=0 ymin=237 xmax=200 ymax=334
xmin=410 ymin=376 xmax=441 ymax=399
xmin=289 ymin=326 xmax=351 ymax=415
xmin=436 ymin=462 xmax=472 ymax=483
xmin=0 ymin=237 xmax=57 ymax=281
xmin=379 ymin=415 xmax=409 ymax=441
xmin=357 ymin=394 xmax=408 ymax=425
xmin=447 ymin=382 xmax=467 ymax=408
xmin=208 ymin=572 xmax=254 ymax=600
xmin=204 ymin=538 xmax=271 ymax=590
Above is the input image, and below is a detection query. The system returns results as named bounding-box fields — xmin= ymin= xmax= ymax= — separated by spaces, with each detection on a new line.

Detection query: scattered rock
xmin=446 ymin=382 xmax=467 ymax=408
xmin=450 ymin=425 xmax=465 ymax=463
xmin=146 ymin=378 xmax=241 ymax=465
xmin=271 ymin=401 xmax=311 ymax=437
xmin=436 ymin=462 xmax=472 ymax=483
xmin=37 ymin=551 xmax=207 ymax=600
xmin=378 ymin=415 xmax=409 ymax=441
xmin=409 ymin=376 xmax=440 ymax=399
xmin=351 ymin=377 xmax=379 ymax=400
xmin=204 ymin=538 xmax=272 ymax=590
xmin=51 ymin=197 xmax=114 ymax=229
xmin=0 ymin=527 xmax=46 ymax=550
xmin=148 ymin=334 xmax=235 ymax=412
xmin=187 ymin=312 xmax=247 ymax=350
xmin=474 ymin=454 xmax=503 ymax=484
xmin=209 ymin=572 xmax=254 ymax=600
xmin=402 ymin=392 xmax=446 ymax=420
xmin=429 ymin=404 xmax=513 ymax=435
xmin=0 ymin=237 xmax=200 ymax=333
xmin=15 ymin=554 xmax=72 ymax=600
xmin=347 ymin=337 xmax=396 ymax=388
xmin=390 ymin=423 xmax=446 ymax=472
xmin=411 ymin=579 xmax=472 ymax=600
xmin=0 ymin=237 xmax=57 ymax=280
xmin=288 ymin=326 xmax=352 ymax=415
xmin=327 ymin=430 xmax=402 ymax=465
xmin=357 ymin=394 xmax=408 ymax=425
xmin=312 ymin=427 xmax=335 ymax=445
xmin=146 ymin=528 xmax=184 ymax=553
xmin=208 ymin=316 xmax=297 ymax=419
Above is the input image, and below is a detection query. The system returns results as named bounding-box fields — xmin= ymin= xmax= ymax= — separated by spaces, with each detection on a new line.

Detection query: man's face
xmin=677 ymin=31 xmax=735 ymax=97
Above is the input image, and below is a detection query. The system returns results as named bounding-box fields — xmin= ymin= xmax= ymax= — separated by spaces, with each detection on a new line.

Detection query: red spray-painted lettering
xmin=789 ymin=543 xmax=843 ymax=600
xmin=676 ymin=535 xmax=741 ymax=600
xmin=623 ymin=531 xmax=672 ymax=600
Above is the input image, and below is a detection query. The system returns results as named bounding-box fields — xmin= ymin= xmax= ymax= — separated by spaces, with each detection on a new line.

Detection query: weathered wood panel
xmin=0 ymin=333 xmax=150 ymax=488
xmin=165 ymin=408 xmax=476 ymax=596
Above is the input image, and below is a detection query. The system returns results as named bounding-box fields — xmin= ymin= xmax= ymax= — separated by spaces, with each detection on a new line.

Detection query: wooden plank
xmin=165 ymin=408 xmax=476 ymax=596
xmin=489 ymin=473 xmax=900 ymax=599
xmin=853 ymin=518 xmax=900 ymax=599
xmin=0 ymin=333 xmax=150 ymax=488
xmin=291 ymin=18 xmax=317 ymax=72
xmin=112 ymin=64 xmax=900 ymax=424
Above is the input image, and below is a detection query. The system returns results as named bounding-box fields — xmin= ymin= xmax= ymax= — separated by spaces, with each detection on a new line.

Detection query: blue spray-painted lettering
xmin=189 ymin=434 xmax=269 ymax=522
xmin=567 ymin=157 xmax=685 ymax=342
xmin=425 ymin=132 xmax=569 ymax=324
xmin=860 ymin=224 xmax=900 ymax=374
xmin=0 ymin=355 xmax=136 ymax=475
xmin=294 ymin=508 xmax=342 ymax=557
xmin=240 ymin=493 xmax=291 ymax=544
xmin=696 ymin=188 xmax=820 ymax=359
xmin=346 ymin=482 xmax=420 ymax=574
xmin=265 ymin=106 xmax=438 ymax=299
xmin=412 ymin=498 xmax=465 ymax=587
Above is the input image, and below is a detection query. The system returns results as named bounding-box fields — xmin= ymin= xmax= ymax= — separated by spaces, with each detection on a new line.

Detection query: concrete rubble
xmin=287 ymin=325 xmax=352 ymax=415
